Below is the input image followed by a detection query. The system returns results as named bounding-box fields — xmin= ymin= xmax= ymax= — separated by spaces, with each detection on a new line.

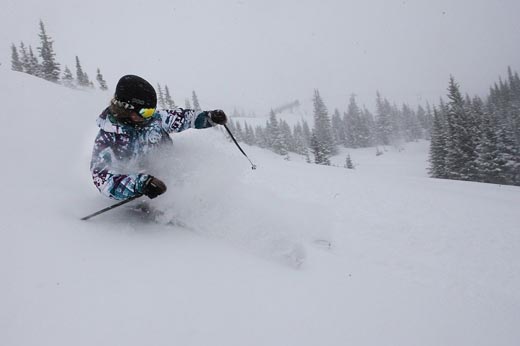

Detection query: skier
xmin=90 ymin=74 xmax=227 ymax=200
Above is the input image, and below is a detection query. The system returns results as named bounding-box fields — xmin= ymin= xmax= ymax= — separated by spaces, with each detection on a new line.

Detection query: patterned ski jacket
xmin=90 ymin=107 xmax=214 ymax=200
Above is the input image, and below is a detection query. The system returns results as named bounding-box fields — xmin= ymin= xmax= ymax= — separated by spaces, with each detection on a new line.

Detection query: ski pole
xmin=223 ymin=124 xmax=257 ymax=170
xmin=81 ymin=194 xmax=143 ymax=221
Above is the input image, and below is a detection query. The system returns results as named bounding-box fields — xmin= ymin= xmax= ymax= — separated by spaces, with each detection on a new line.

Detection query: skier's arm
xmin=156 ymin=108 xmax=226 ymax=133
xmin=90 ymin=131 xmax=150 ymax=200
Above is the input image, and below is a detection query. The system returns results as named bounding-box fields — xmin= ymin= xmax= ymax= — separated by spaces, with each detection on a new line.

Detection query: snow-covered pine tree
xmin=362 ymin=106 xmax=377 ymax=147
xmin=310 ymin=131 xmax=330 ymax=165
xmin=502 ymin=68 xmax=520 ymax=184
xmin=444 ymin=76 xmax=479 ymax=181
xmin=10 ymin=44 xmax=23 ymax=72
xmin=185 ymin=98 xmax=192 ymax=109
xmin=192 ymin=91 xmax=201 ymax=113
xmin=18 ymin=42 xmax=30 ymax=74
xmin=266 ymin=110 xmax=288 ymax=156
xmin=265 ymin=111 xmax=277 ymax=148
xmin=17 ymin=43 xmax=41 ymax=77
xmin=331 ymin=108 xmax=346 ymax=147
xmin=507 ymin=68 xmax=520 ymax=150
xmin=292 ymin=122 xmax=308 ymax=156
xmin=489 ymin=81 xmax=520 ymax=185
xmin=344 ymin=94 xmax=365 ymax=148
xmin=311 ymin=89 xmax=336 ymax=164
xmin=279 ymin=120 xmax=294 ymax=152
xmin=393 ymin=102 xmax=406 ymax=142
xmin=27 ymin=46 xmax=41 ymax=77
xmin=61 ymin=66 xmax=74 ymax=88
xmin=345 ymin=154 xmax=354 ymax=169
xmin=375 ymin=92 xmax=393 ymax=145
xmin=428 ymin=104 xmax=449 ymax=179
xmin=164 ymin=85 xmax=175 ymax=108
xmin=96 ymin=68 xmax=108 ymax=90
xmin=474 ymin=98 xmax=504 ymax=184
xmin=37 ymin=20 xmax=60 ymax=83
xmin=75 ymin=56 xmax=89 ymax=87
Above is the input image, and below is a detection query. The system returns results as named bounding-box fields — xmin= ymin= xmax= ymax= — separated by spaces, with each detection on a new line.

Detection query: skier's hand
xmin=208 ymin=109 xmax=227 ymax=125
xmin=142 ymin=176 xmax=167 ymax=199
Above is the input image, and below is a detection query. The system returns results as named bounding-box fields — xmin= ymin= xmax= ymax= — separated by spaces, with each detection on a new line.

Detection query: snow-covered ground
xmin=1 ymin=68 xmax=520 ymax=346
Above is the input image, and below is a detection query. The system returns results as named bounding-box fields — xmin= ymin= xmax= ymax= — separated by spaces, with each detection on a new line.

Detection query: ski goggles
xmin=138 ymin=107 xmax=156 ymax=119
xmin=112 ymin=99 xmax=155 ymax=119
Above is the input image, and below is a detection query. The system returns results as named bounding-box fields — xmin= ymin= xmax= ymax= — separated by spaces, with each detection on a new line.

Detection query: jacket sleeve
xmin=90 ymin=130 xmax=150 ymax=200
xmin=157 ymin=108 xmax=215 ymax=133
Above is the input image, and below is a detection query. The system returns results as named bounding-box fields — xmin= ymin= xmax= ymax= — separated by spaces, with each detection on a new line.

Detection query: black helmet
xmin=114 ymin=75 xmax=157 ymax=109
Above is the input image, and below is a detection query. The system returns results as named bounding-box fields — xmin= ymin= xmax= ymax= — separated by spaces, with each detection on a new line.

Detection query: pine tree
xmin=96 ymin=68 xmax=108 ymax=90
xmin=185 ymin=98 xmax=192 ymax=109
xmin=501 ymin=69 xmax=520 ymax=184
xmin=362 ymin=106 xmax=376 ymax=147
xmin=17 ymin=42 xmax=41 ymax=77
xmin=494 ymin=108 xmax=519 ymax=184
xmin=18 ymin=42 xmax=31 ymax=74
xmin=37 ymin=20 xmax=60 ymax=82
xmin=164 ymin=85 xmax=175 ymax=108
xmin=10 ymin=43 xmax=23 ymax=72
xmin=301 ymin=119 xmax=312 ymax=147
xmin=293 ymin=122 xmax=309 ymax=156
xmin=192 ymin=90 xmax=201 ymax=112
xmin=61 ymin=66 xmax=74 ymax=88
xmin=279 ymin=120 xmax=294 ymax=152
xmin=75 ymin=56 xmax=88 ymax=87
xmin=310 ymin=131 xmax=330 ymax=165
xmin=344 ymin=94 xmax=365 ymax=148
xmin=266 ymin=110 xmax=288 ymax=155
xmin=444 ymin=76 xmax=479 ymax=180
xmin=390 ymin=102 xmax=404 ymax=142
xmin=27 ymin=46 xmax=41 ymax=77
xmin=311 ymin=89 xmax=336 ymax=164
xmin=428 ymin=104 xmax=449 ymax=178
xmin=331 ymin=108 xmax=346 ymax=146
xmin=475 ymin=106 xmax=503 ymax=184
xmin=375 ymin=92 xmax=393 ymax=145
xmin=345 ymin=154 xmax=354 ymax=169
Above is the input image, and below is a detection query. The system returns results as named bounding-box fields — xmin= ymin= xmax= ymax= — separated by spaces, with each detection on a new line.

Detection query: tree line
xmin=10 ymin=20 xmax=109 ymax=90
xmin=429 ymin=69 xmax=520 ymax=186
xmin=10 ymin=20 xmax=203 ymax=109
xmin=226 ymin=89 xmax=434 ymax=166
xmin=226 ymin=68 xmax=519 ymax=187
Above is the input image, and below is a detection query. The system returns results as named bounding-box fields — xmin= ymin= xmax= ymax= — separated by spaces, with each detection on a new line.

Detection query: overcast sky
xmin=1 ymin=0 xmax=519 ymax=115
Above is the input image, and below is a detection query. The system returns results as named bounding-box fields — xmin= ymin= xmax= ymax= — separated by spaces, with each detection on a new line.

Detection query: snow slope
xmin=1 ymin=68 xmax=520 ymax=346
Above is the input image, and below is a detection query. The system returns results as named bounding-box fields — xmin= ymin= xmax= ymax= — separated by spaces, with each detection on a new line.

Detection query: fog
xmin=1 ymin=0 xmax=519 ymax=114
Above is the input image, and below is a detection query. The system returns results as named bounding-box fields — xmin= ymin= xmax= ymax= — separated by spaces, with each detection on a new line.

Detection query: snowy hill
xmin=1 ymin=68 xmax=520 ymax=346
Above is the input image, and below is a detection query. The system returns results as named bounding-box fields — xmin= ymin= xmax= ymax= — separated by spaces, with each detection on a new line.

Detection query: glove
xmin=142 ymin=176 xmax=167 ymax=199
xmin=208 ymin=109 xmax=227 ymax=125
